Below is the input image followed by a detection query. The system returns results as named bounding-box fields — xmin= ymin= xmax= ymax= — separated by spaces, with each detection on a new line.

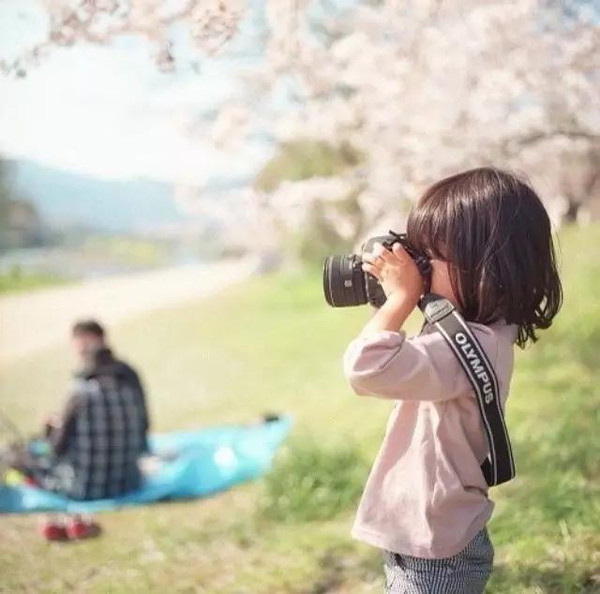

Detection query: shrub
xmin=255 ymin=141 xmax=363 ymax=193
xmin=259 ymin=439 xmax=369 ymax=522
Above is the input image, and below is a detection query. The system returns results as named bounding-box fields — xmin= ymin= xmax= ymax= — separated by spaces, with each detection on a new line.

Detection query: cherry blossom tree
xmin=1 ymin=0 xmax=245 ymax=76
xmin=5 ymin=0 xmax=599 ymax=255
xmin=256 ymin=0 xmax=600 ymax=239
xmin=190 ymin=0 xmax=600 ymax=256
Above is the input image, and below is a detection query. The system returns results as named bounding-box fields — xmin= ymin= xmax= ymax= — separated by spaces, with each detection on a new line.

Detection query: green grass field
xmin=1 ymin=225 xmax=599 ymax=593
xmin=0 ymin=270 xmax=68 ymax=294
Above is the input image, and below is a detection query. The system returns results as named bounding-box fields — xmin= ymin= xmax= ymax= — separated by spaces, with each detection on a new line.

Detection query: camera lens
xmin=323 ymin=254 xmax=368 ymax=307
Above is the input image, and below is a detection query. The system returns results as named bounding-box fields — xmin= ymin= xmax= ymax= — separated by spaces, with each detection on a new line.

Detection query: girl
xmin=343 ymin=167 xmax=562 ymax=593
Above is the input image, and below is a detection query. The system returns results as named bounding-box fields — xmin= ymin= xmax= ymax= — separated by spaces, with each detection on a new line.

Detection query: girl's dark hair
xmin=407 ymin=167 xmax=562 ymax=348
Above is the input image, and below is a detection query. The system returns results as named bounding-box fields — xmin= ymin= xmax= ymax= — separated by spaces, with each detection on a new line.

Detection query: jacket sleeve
xmin=49 ymin=391 xmax=82 ymax=456
xmin=343 ymin=328 xmax=498 ymax=401
xmin=125 ymin=366 xmax=151 ymax=452
xmin=132 ymin=370 xmax=150 ymax=432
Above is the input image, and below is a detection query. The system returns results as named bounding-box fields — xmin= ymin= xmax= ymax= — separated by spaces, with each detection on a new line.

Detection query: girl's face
xmin=430 ymin=260 xmax=459 ymax=307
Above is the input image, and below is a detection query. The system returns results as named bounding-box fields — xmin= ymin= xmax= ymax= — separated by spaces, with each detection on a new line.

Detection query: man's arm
xmin=127 ymin=367 xmax=151 ymax=452
xmin=132 ymin=371 xmax=150 ymax=433
xmin=48 ymin=392 xmax=81 ymax=456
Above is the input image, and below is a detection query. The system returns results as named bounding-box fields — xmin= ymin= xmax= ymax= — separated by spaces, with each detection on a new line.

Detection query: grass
xmin=0 ymin=225 xmax=599 ymax=593
xmin=259 ymin=440 xmax=369 ymax=523
xmin=0 ymin=268 xmax=68 ymax=294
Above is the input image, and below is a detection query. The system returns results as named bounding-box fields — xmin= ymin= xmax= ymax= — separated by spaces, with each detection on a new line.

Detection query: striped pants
xmin=383 ymin=529 xmax=494 ymax=593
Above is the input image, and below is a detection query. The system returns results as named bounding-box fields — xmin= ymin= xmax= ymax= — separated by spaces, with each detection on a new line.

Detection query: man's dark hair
xmin=72 ymin=319 xmax=106 ymax=339
xmin=407 ymin=167 xmax=563 ymax=348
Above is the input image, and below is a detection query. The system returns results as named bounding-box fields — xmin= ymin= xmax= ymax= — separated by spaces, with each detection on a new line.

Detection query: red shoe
xmin=41 ymin=520 xmax=69 ymax=542
xmin=66 ymin=517 xmax=102 ymax=540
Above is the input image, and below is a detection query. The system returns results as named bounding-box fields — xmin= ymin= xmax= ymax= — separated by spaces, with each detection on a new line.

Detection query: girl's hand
xmin=362 ymin=242 xmax=424 ymax=306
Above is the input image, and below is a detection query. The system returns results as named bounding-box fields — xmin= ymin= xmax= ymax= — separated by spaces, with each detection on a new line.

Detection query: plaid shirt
xmin=50 ymin=349 xmax=149 ymax=501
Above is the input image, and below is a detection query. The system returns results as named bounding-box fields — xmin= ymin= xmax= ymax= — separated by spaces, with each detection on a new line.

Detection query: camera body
xmin=322 ymin=231 xmax=431 ymax=308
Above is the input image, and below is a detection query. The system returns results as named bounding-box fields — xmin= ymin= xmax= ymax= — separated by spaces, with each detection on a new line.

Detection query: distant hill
xmin=5 ymin=159 xmax=184 ymax=232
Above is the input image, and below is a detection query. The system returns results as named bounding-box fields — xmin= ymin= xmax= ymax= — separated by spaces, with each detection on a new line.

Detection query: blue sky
xmin=0 ymin=0 xmax=274 ymax=187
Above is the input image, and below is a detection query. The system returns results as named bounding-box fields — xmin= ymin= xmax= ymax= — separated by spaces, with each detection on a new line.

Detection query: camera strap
xmin=419 ymin=293 xmax=516 ymax=487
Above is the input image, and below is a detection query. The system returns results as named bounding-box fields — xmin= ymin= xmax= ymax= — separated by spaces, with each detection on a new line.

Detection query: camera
xmin=322 ymin=231 xmax=431 ymax=308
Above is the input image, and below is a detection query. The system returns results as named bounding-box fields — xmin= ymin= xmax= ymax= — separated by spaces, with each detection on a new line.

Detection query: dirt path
xmin=0 ymin=258 xmax=256 ymax=365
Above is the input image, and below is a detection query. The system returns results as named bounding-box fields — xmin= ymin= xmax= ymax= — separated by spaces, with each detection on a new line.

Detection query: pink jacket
xmin=344 ymin=320 xmax=517 ymax=559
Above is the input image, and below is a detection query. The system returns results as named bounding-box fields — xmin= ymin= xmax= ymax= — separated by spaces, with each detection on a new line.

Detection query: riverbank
xmin=0 ymin=258 xmax=256 ymax=364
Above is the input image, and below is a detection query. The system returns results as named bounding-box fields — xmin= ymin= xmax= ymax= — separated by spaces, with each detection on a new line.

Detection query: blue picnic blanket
xmin=0 ymin=416 xmax=292 ymax=514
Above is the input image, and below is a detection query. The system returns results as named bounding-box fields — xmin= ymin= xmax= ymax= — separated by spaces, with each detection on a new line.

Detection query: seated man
xmin=43 ymin=319 xmax=150 ymax=501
